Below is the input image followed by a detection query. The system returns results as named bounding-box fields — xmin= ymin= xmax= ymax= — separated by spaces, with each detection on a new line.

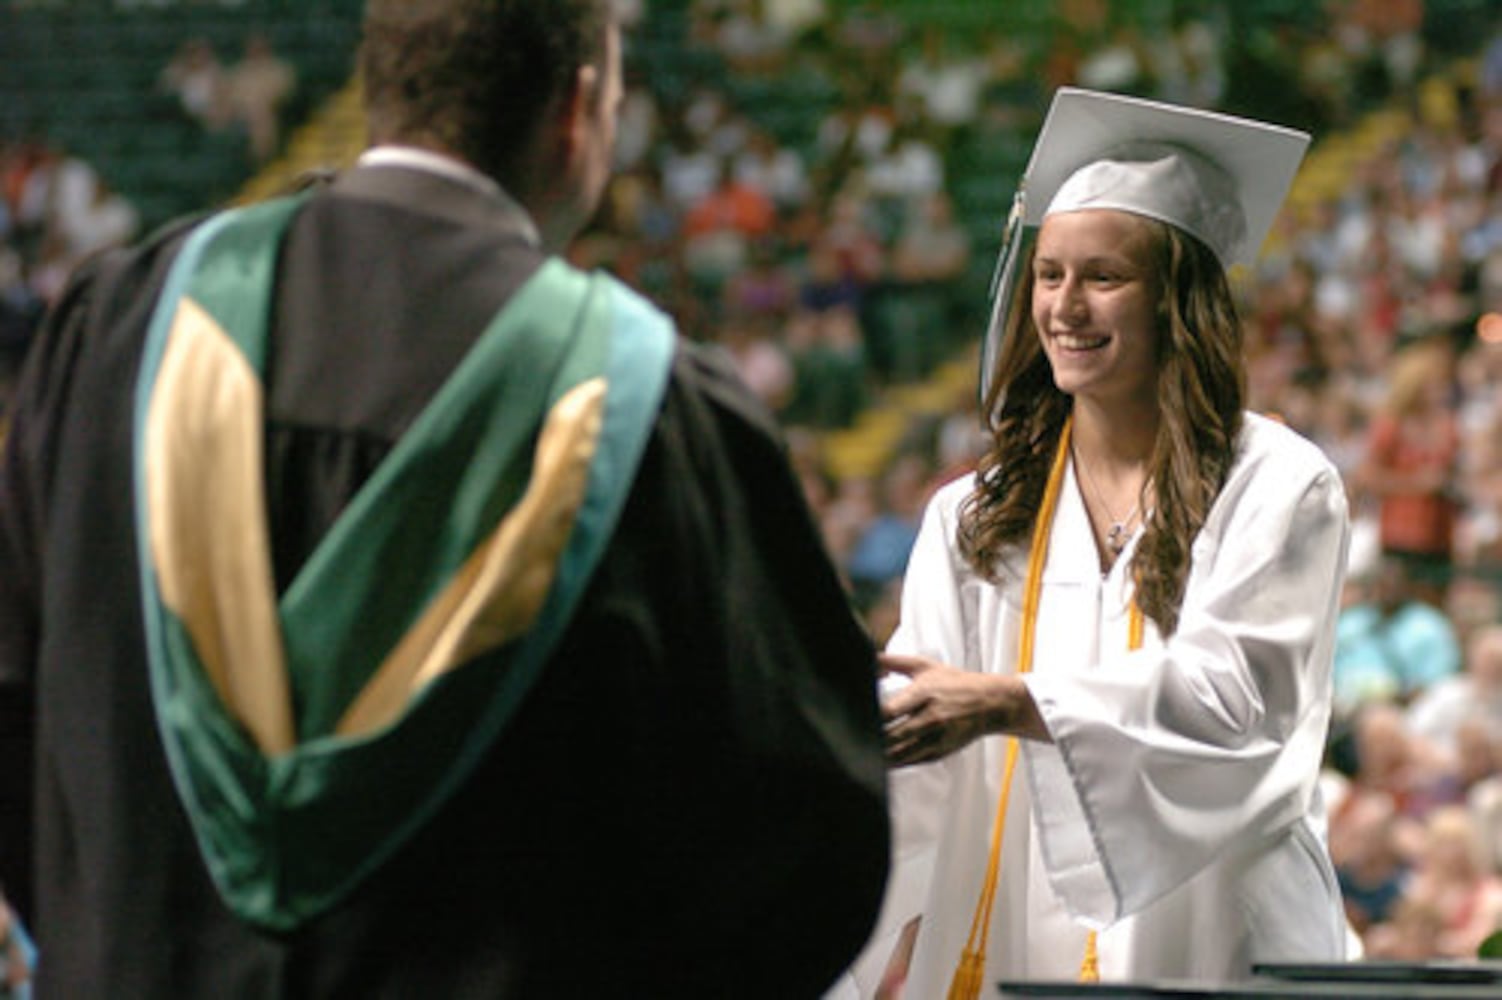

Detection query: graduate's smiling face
xmin=1031 ymin=208 xmax=1163 ymax=406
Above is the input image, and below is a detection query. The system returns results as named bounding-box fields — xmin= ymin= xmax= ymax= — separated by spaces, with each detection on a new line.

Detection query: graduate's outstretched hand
xmin=879 ymin=653 xmax=1048 ymax=767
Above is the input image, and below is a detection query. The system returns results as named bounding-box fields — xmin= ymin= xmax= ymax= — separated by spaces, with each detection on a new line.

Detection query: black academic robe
xmin=0 ymin=165 xmax=889 ymax=998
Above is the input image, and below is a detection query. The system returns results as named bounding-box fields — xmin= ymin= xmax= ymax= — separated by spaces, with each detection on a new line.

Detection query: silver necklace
xmin=1073 ymin=448 xmax=1143 ymax=556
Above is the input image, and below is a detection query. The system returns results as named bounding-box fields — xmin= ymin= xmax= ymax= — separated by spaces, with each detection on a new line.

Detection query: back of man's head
xmin=360 ymin=0 xmax=612 ymax=192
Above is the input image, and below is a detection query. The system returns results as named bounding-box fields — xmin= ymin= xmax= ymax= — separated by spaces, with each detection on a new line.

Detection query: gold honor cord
xmin=948 ymin=416 xmax=1144 ymax=998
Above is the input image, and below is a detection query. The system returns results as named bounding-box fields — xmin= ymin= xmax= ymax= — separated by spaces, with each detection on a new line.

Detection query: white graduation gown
xmin=840 ymin=413 xmax=1351 ymax=997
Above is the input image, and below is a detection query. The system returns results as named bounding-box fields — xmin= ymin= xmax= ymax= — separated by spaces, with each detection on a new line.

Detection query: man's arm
xmin=0 ymin=359 xmax=43 ymax=920
xmin=0 ymin=262 xmax=99 ymax=919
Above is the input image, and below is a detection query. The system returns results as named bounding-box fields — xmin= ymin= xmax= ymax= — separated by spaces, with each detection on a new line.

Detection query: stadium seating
xmin=1 ymin=1 xmax=364 ymax=231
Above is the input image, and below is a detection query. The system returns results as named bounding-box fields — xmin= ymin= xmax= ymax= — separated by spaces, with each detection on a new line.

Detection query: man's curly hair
xmin=360 ymin=0 xmax=612 ymax=192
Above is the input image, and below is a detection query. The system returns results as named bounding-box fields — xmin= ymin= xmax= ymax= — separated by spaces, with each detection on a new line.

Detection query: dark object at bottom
xmin=999 ymin=960 xmax=1502 ymax=998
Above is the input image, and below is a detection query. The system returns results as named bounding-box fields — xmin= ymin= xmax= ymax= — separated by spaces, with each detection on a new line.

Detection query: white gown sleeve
xmin=837 ymin=480 xmax=972 ymax=995
xmin=1023 ymin=432 xmax=1350 ymax=926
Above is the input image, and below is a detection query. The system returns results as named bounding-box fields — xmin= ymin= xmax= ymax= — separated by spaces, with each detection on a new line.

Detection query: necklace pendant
xmin=1107 ymin=523 xmax=1126 ymax=553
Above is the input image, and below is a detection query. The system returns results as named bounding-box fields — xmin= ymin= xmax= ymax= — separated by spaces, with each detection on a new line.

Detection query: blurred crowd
xmin=4 ymin=0 xmax=1502 ymax=968
xmin=574 ymin=0 xmax=1502 ymax=963
xmin=159 ymin=30 xmax=296 ymax=163
xmin=569 ymin=0 xmax=1502 ymax=631
xmin=1243 ymin=35 xmax=1502 ymax=935
xmin=0 ymin=137 xmax=140 ymax=419
xmin=0 ymin=25 xmax=296 ymax=429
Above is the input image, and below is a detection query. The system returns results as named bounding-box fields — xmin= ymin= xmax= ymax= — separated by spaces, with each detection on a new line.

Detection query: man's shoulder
xmin=532 ymin=271 xmax=787 ymax=468
xmin=9 ymin=213 xmax=204 ymax=426
xmin=663 ymin=336 xmax=786 ymax=442
xmin=46 ymin=212 xmax=206 ymax=339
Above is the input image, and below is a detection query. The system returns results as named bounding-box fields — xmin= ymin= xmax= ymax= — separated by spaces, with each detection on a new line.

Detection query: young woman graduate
xmin=837 ymin=88 xmax=1351 ymax=998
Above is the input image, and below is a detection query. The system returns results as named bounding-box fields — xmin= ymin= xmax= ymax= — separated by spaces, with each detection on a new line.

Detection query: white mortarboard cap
xmin=1026 ymin=87 xmax=1310 ymax=266
xmin=979 ymin=88 xmax=1310 ymax=402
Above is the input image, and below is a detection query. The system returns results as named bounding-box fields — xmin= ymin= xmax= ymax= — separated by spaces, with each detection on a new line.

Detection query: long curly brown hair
xmin=957 ymin=217 xmax=1245 ymax=636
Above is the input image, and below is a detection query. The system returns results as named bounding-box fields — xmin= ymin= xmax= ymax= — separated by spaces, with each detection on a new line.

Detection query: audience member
xmin=876 ymin=190 xmax=970 ymax=380
xmin=1407 ymin=625 xmax=1502 ymax=756
xmin=844 ymin=449 xmax=931 ymax=610
xmin=681 ymin=160 xmax=776 ymax=289
xmin=719 ymin=310 xmax=794 ymax=412
xmin=53 ymin=175 xmax=139 ymax=269
xmin=710 ymin=0 xmax=792 ymax=76
xmin=1358 ymin=339 xmax=1464 ymax=600
xmin=1394 ymin=806 xmax=1502 ymax=958
xmin=1334 ymin=554 xmax=1463 ymax=713
xmin=658 ymin=121 xmax=722 ymax=212
xmin=225 ymin=31 xmax=297 ymax=163
xmin=896 ymin=26 xmax=987 ymax=146
xmin=1365 ymin=895 xmax=1449 ymax=959
xmin=0 ymin=889 xmax=33 ymax=1000
xmin=1342 ymin=702 xmax=1434 ymax=824
xmin=612 ymin=84 xmax=659 ymax=173
xmin=1466 ymin=746 xmax=1502 ymax=873
xmin=782 ymin=280 xmax=868 ymax=428
xmin=1332 ymin=791 xmax=1412 ymax=934
xmin=158 ymin=37 xmax=232 ymax=132
xmin=863 ymin=122 xmax=946 ymax=204
xmin=0 ymin=248 xmax=41 ymax=382
xmin=1458 ymin=319 xmax=1502 ymax=567
xmin=732 ymin=126 xmax=811 ymax=213
xmin=724 ymin=235 xmax=797 ymax=317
